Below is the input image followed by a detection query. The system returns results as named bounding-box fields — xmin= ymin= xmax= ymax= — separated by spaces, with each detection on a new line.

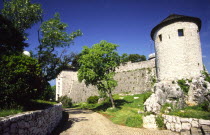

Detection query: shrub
xmin=177 ymin=79 xmax=189 ymax=94
xmin=203 ymin=71 xmax=210 ymax=83
xmin=0 ymin=54 xmax=42 ymax=109
xmin=200 ymin=101 xmax=210 ymax=112
xmin=87 ymin=96 xmax=99 ymax=104
xmin=125 ymin=115 xmax=143 ymax=127
xmin=58 ymin=96 xmax=72 ymax=108
xmin=155 ymin=115 xmax=166 ymax=129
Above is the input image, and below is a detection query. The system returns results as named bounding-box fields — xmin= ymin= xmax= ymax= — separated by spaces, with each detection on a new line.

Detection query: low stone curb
xmin=162 ymin=114 xmax=210 ymax=133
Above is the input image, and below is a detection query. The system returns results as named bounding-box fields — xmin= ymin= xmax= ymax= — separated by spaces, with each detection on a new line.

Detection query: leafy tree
xmin=36 ymin=13 xmax=82 ymax=81
xmin=78 ymin=40 xmax=120 ymax=108
xmin=120 ymin=53 xmax=146 ymax=63
xmin=0 ymin=54 xmax=42 ymax=108
xmin=128 ymin=54 xmax=146 ymax=63
xmin=1 ymin=0 xmax=42 ymax=35
xmin=0 ymin=14 xmax=28 ymax=55
xmin=71 ymin=53 xmax=83 ymax=70
xmin=120 ymin=53 xmax=129 ymax=64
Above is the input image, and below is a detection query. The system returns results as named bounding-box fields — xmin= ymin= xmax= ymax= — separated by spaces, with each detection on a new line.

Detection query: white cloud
xmin=202 ymin=55 xmax=207 ymax=58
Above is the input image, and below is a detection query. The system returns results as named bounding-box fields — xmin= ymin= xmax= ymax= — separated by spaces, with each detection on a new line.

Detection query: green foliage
xmin=167 ymin=102 xmax=210 ymax=120
xmin=78 ymin=40 xmax=120 ymax=108
xmin=58 ymin=96 xmax=72 ymax=108
xmin=41 ymin=84 xmax=56 ymax=101
xmin=142 ymin=92 xmax=152 ymax=103
xmin=160 ymin=103 xmax=173 ymax=113
xmin=37 ymin=13 xmax=82 ymax=81
xmin=200 ymin=101 xmax=210 ymax=112
xmin=0 ymin=14 xmax=27 ymax=55
xmin=87 ymin=96 xmax=99 ymax=104
xmin=1 ymin=0 xmax=42 ymax=35
xmin=0 ymin=54 xmax=42 ymax=108
xmin=202 ymin=71 xmax=210 ymax=83
xmin=125 ymin=115 xmax=143 ymax=127
xmin=177 ymin=79 xmax=190 ymax=94
xmin=155 ymin=115 xmax=166 ymax=129
xmin=120 ymin=53 xmax=146 ymax=63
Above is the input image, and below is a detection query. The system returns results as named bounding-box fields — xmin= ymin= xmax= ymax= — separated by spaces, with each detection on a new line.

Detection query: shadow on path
xmin=51 ymin=109 xmax=91 ymax=135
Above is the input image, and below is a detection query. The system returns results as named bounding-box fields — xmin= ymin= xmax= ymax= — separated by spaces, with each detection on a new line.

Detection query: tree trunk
xmin=108 ymin=89 xmax=115 ymax=108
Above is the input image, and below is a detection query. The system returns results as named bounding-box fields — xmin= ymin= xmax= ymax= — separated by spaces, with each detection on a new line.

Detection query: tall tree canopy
xmin=78 ymin=40 xmax=120 ymax=108
xmin=0 ymin=14 xmax=27 ymax=55
xmin=37 ymin=13 xmax=82 ymax=81
xmin=1 ymin=0 xmax=42 ymax=34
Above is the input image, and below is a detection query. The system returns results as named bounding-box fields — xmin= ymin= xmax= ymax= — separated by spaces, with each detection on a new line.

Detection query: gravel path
xmin=59 ymin=109 xmax=179 ymax=135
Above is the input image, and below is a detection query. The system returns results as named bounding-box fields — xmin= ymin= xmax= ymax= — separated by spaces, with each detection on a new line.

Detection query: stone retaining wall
xmin=163 ymin=114 xmax=210 ymax=132
xmin=0 ymin=103 xmax=62 ymax=135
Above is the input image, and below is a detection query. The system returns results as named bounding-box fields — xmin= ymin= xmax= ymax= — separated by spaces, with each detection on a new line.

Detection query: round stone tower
xmin=151 ymin=14 xmax=203 ymax=81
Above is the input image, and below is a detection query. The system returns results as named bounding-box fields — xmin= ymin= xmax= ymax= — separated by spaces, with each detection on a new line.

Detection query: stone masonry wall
xmin=56 ymin=59 xmax=156 ymax=103
xmin=154 ymin=22 xmax=203 ymax=81
xmin=0 ymin=103 xmax=62 ymax=135
xmin=163 ymin=114 xmax=210 ymax=132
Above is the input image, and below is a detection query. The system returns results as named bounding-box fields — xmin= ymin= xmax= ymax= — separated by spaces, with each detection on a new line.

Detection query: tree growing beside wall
xmin=120 ymin=53 xmax=146 ymax=63
xmin=78 ymin=40 xmax=120 ymax=108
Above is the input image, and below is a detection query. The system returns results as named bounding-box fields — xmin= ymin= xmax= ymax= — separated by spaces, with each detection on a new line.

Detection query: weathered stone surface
xmin=175 ymin=123 xmax=182 ymax=132
xmin=201 ymin=125 xmax=210 ymax=135
xmin=143 ymin=115 xmax=158 ymax=129
xmin=180 ymin=130 xmax=191 ymax=135
xmin=191 ymin=127 xmax=203 ymax=135
xmin=180 ymin=118 xmax=190 ymax=123
xmin=56 ymin=59 xmax=156 ymax=102
xmin=166 ymin=122 xmax=171 ymax=130
xmin=199 ymin=119 xmax=210 ymax=125
xmin=0 ymin=103 xmax=62 ymax=135
xmin=191 ymin=120 xmax=199 ymax=128
xmin=181 ymin=123 xmax=191 ymax=130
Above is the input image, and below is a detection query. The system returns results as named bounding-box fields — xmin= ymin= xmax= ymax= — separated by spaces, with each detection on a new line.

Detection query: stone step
xmin=201 ymin=125 xmax=210 ymax=135
xmin=191 ymin=127 xmax=203 ymax=135
xmin=181 ymin=130 xmax=191 ymax=135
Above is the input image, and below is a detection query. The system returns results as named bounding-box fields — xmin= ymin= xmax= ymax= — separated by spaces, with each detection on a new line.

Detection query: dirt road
xmin=59 ymin=109 xmax=178 ymax=135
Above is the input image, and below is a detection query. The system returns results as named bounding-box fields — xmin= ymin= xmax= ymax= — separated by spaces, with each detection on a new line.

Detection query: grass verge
xmin=0 ymin=100 xmax=57 ymax=117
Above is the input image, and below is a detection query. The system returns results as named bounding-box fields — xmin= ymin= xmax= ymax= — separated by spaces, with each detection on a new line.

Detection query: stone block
xmin=181 ymin=123 xmax=191 ymax=130
xmin=166 ymin=122 xmax=171 ymax=130
xmin=175 ymin=123 xmax=182 ymax=132
xmin=176 ymin=116 xmax=181 ymax=124
xmin=180 ymin=118 xmax=190 ymax=123
xmin=191 ymin=127 xmax=203 ymax=135
xmin=170 ymin=122 xmax=175 ymax=131
xmin=199 ymin=119 xmax=210 ymax=125
xmin=180 ymin=130 xmax=191 ymax=135
xmin=191 ymin=120 xmax=199 ymax=128
xmin=143 ymin=115 xmax=158 ymax=129
xmin=201 ymin=125 xmax=210 ymax=135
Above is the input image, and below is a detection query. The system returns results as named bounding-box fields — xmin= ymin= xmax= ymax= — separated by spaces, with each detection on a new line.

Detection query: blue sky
xmin=1 ymin=0 xmax=210 ymax=85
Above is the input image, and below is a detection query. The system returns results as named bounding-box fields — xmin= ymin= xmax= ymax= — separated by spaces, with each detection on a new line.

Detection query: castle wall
xmin=56 ymin=59 xmax=156 ymax=103
xmin=154 ymin=22 xmax=203 ymax=81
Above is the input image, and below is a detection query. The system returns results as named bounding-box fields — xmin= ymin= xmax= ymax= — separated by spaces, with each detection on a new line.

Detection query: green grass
xmin=168 ymin=105 xmax=210 ymax=120
xmin=0 ymin=100 xmax=58 ymax=117
xmin=73 ymin=92 xmax=152 ymax=127
xmin=0 ymin=109 xmax=23 ymax=117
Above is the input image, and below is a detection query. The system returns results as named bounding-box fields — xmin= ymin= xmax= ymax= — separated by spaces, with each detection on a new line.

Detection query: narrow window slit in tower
xmin=159 ymin=34 xmax=162 ymax=41
xmin=178 ymin=29 xmax=184 ymax=36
